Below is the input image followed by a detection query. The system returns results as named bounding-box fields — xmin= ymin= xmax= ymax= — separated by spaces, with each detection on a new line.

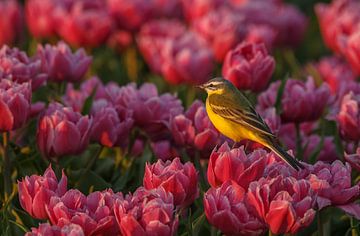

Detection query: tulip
xmin=181 ymin=0 xmax=224 ymax=22
xmin=18 ymin=165 xmax=67 ymax=219
xmin=222 ymin=42 xmax=275 ymax=92
xmin=90 ymin=102 xmax=134 ymax=147
xmin=316 ymin=56 xmax=356 ymax=94
xmin=345 ymin=147 xmax=360 ymax=172
xmin=114 ymin=187 xmax=178 ymax=236
xmin=56 ymin=1 xmax=112 ymax=47
xmin=0 ymin=0 xmax=22 ymax=46
xmin=345 ymin=31 xmax=360 ymax=76
xmin=37 ymin=41 xmax=92 ymax=83
xmin=25 ymin=0 xmax=59 ymax=38
xmin=0 ymin=46 xmax=47 ymax=90
xmin=170 ymin=114 xmax=195 ymax=146
xmin=258 ymin=77 xmax=330 ymax=123
xmin=192 ymin=7 xmax=246 ymax=62
xmin=247 ymin=176 xmax=316 ymax=234
xmin=207 ymin=142 xmax=268 ymax=189
xmin=303 ymin=160 xmax=360 ymax=209
xmin=107 ymin=30 xmax=133 ymax=52
xmin=151 ymin=140 xmax=179 ymax=161
xmin=337 ymin=92 xmax=360 ymax=141
xmin=144 ymin=158 xmax=199 ymax=207
xmin=37 ymin=103 xmax=92 ymax=159
xmin=26 ymin=223 xmax=85 ymax=236
xmin=185 ymin=101 xmax=222 ymax=153
xmin=245 ymin=24 xmax=277 ymax=51
xmin=0 ymin=80 xmax=31 ymax=132
xmin=204 ymin=180 xmax=266 ymax=236
xmin=107 ymin=0 xmax=153 ymax=32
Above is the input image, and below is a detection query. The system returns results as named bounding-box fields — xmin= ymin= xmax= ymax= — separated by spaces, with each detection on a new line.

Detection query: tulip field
xmin=2 ymin=0 xmax=360 ymax=235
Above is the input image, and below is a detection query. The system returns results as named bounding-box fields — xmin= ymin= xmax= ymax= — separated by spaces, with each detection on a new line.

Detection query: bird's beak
xmin=196 ymin=84 xmax=205 ymax=89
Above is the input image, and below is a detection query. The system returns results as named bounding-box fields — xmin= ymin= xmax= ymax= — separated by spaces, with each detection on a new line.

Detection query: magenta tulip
xmin=337 ymin=92 xmax=360 ymax=141
xmin=18 ymin=165 xmax=67 ymax=219
xmin=26 ymin=223 xmax=84 ymax=236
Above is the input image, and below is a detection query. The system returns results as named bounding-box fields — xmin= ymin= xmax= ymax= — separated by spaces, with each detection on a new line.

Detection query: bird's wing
xmin=209 ymin=94 xmax=276 ymax=138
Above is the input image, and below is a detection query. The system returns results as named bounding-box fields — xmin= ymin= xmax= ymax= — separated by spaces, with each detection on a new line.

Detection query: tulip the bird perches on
xmin=198 ymin=77 xmax=304 ymax=170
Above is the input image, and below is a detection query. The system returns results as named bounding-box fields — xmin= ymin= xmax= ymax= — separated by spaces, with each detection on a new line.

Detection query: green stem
xmin=351 ymin=217 xmax=358 ymax=236
xmin=2 ymin=132 xmax=11 ymax=198
xmin=317 ymin=210 xmax=324 ymax=236
xmin=295 ymin=123 xmax=303 ymax=160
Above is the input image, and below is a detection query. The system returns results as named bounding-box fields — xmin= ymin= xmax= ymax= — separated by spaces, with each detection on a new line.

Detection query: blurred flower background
xmin=1 ymin=0 xmax=360 ymax=235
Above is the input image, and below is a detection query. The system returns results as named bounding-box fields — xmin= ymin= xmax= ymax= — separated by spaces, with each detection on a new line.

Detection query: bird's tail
xmin=266 ymin=141 xmax=304 ymax=171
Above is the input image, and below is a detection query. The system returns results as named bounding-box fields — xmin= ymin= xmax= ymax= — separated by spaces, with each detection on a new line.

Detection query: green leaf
xmin=192 ymin=213 xmax=206 ymax=236
xmin=75 ymin=169 xmax=111 ymax=194
xmin=274 ymin=74 xmax=288 ymax=114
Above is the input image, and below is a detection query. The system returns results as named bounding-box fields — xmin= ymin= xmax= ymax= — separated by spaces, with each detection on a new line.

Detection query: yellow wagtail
xmin=198 ymin=77 xmax=304 ymax=170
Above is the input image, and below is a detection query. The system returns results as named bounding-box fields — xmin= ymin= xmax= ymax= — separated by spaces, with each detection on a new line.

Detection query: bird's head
xmin=197 ymin=77 xmax=233 ymax=95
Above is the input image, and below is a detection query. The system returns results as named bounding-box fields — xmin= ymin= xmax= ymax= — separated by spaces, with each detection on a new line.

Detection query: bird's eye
xmin=209 ymin=83 xmax=214 ymax=88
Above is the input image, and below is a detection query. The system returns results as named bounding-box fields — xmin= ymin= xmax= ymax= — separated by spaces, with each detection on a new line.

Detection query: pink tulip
xmin=0 ymin=0 xmax=22 ymax=46
xmin=90 ymin=102 xmax=134 ymax=147
xmin=26 ymin=223 xmax=84 ymax=236
xmin=302 ymin=160 xmax=360 ymax=209
xmin=208 ymin=142 xmax=268 ymax=189
xmin=245 ymin=24 xmax=277 ymax=51
xmin=345 ymin=147 xmax=360 ymax=172
xmin=316 ymin=56 xmax=356 ymax=94
xmin=18 ymin=165 xmax=67 ymax=219
xmin=185 ymin=101 xmax=222 ymax=153
xmin=0 ymin=46 xmax=47 ymax=90
xmin=25 ymin=0 xmax=59 ymax=38
xmin=258 ymin=77 xmax=330 ymax=123
xmin=114 ymin=187 xmax=178 ymax=236
xmin=170 ymin=114 xmax=195 ymax=147
xmin=345 ymin=31 xmax=360 ymax=75
xmin=0 ymin=80 xmax=31 ymax=132
xmin=247 ymin=176 xmax=316 ymax=234
xmin=151 ymin=140 xmax=179 ymax=161
xmin=37 ymin=41 xmax=92 ymax=83
xmin=144 ymin=158 xmax=199 ymax=208
xmin=46 ymin=189 xmax=122 ymax=235
xmin=180 ymin=0 xmax=224 ymax=21
xmin=222 ymin=42 xmax=275 ymax=92
xmin=204 ymin=180 xmax=266 ymax=236
xmin=107 ymin=0 xmax=153 ymax=32
xmin=192 ymin=7 xmax=246 ymax=62
xmin=56 ymin=0 xmax=112 ymax=47
xmin=337 ymin=92 xmax=360 ymax=141
xmin=37 ymin=103 xmax=92 ymax=159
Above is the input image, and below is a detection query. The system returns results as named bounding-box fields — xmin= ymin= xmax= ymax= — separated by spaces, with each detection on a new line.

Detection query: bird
xmin=198 ymin=77 xmax=304 ymax=170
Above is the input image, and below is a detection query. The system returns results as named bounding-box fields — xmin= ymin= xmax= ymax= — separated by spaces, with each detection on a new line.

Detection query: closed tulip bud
xmin=26 ymin=223 xmax=84 ymax=236
xmin=0 ymin=80 xmax=31 ymax=132
xmin=114 ymin=187 xmax=178 ymax=236
xmin=247 ymin=176 xmax=316 ymax=234
xmin=0 ymin=0 xmax=22 ymax=46
xmin=37 ymin=103 xmax=92 ymax=159
xmin=18 ymin=165 xmax=67 ymax=219
xmin=90 ymin=102 xmax=134 ymax=148
xmin=337 ymin=92 xmax=360 ymax=141
xmin=56 ymin=1 xmax=112 ymax=47
xmin=0 ymin=46 xmax=47 ymax=90
xmin=222 ymin=42 xmax=275 ymax=92
xmin=25 ymin=0 xmax=59 ymax=38
xmin=37 ymin=41 xmax=92 ymax=83
xmin=208 ymin=142 xmax=268 ymax=189
xmin=144 ymin=158 xmax=199 ymax=207
xmin=204 ymin=180 xmax=266 ymax=236
xmin=170 ymin=114 xmax=195 ymax=146
xmin=192 ymin=7 xmax=246 ymax=62
xmin=258 ymin=77 xmax=330 ymax=123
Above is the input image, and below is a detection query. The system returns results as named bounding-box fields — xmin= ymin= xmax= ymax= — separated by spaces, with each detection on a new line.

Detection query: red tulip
xmin=0 ymin=0 xmax=22 ymax=46
xmin=0 ymin=80 xmax=31 ymax=132
xmin=56 ymin=0 xmax=112 ymax=47
xmin=258 ymin=77 xmax=330 ymax=123
xmin=316 ymin=56 xmax=356 ymax=94
xmin=222 ymin=42 xmax=275 ymax=92
xmin=37 ymin=103 xmax=92 ymax=159
xmin=192 ymin=7 xmax=246 ymax=62
xmin=25 ymin=0 xmax=59 ymax=38
xmin=0 ymin=46 xmax=47 ymax=90
xmin=144 ymin=158 xmax=199 ymax=207
xmin=204 ymin=180 xmax=266 ymax=236
xmin=26 ymin=223 xmax=84 ymax=236
xmin=18 ymin=165 xmax=67 ymax=219
xmin=37 ymin=41 xmax=92 ymax=83
xmin=207 ymin=142 xmax=268 ymax=189
xmin=247 ymin=176 xmax=316 ymax=234
xmin=337 ymin=92 xmax=360 ymax=141
xmin=181 ymin=0 xmax=224 ymax=22
xmin=345 ymin=31 xmax=360 ymax=75
xmin=114 ymin=187 xmax=178 ymax=236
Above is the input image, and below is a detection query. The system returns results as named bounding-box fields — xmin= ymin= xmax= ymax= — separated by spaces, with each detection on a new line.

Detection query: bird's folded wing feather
xmin=209 ymin=95 xmax=275 ymax=138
